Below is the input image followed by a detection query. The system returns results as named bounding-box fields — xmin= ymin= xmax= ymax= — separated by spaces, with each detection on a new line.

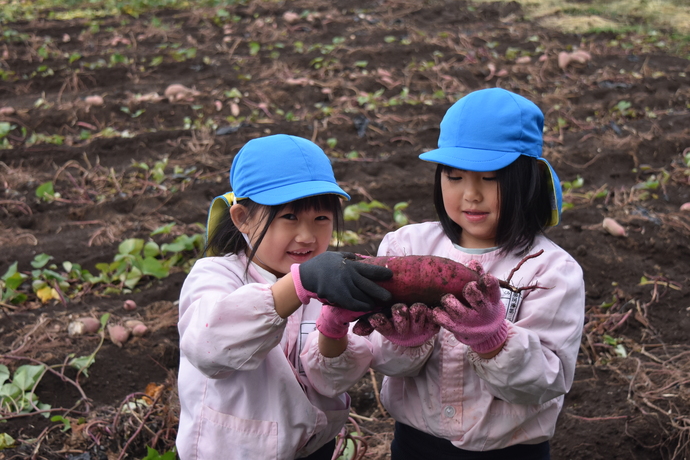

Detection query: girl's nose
xmin=464 ymin=183 xmax=482 ymax=201
xmin=295 ymin=225 xmax=317 ymax=243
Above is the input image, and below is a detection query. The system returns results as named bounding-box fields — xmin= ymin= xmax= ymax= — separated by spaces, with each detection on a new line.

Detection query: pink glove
xmin=353 ymin=303 xmax=440 ymax=347
xmin=316 ymin=305 xmax=371 ymax=339
xmin=431 ymin=262 xmax=508 ymax=354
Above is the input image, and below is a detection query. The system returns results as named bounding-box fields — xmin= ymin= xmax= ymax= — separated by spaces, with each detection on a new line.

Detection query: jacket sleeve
xmin=301 ymin=331 xmax=374 ymax=397
xmin=469 ymin=257 xmax=585 ymax=405
xmin=369 ymin=332 xmax=435 ymax=377
xmin=178 ymin=258 xmax=287 ymax=379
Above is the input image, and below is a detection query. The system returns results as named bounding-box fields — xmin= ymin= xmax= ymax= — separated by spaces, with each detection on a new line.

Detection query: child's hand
xmin=292 ymin=252 xmax=393 ymax=311
xmin=432 ymin=267 xmax=508 ymax=354
xmin=316 ymin=305 xmax=373 ymax=339
xmin=354 ymin=303 xmax=440 ymax=347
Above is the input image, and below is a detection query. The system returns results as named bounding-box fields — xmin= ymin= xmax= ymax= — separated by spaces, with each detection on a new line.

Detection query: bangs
xmin=277 ymin=194 xmax=343 ymax=214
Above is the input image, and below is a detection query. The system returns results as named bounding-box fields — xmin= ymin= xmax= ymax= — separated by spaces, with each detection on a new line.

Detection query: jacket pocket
xmin=196 ymin=404 xmax=278 ymax=459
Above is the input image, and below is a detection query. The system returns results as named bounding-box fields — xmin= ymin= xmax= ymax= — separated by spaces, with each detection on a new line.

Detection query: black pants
xmin=299 ymin=438 xmax=336 ymax=460
xmin=391 ymin=422 xmax=550 ymax=460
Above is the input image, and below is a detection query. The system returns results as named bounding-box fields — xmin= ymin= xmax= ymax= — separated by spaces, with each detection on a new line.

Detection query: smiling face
xmin=441 ymin=168 xmax=500 ymax=249
xmin=231 ymin=203 xmax=334 ymax=277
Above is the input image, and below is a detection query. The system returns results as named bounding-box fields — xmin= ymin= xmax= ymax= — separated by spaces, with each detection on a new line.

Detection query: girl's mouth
xmin=463 ymin=211 xmax=488 ymax=222
xmin=288 ymin=250 xmax=312 ymax=262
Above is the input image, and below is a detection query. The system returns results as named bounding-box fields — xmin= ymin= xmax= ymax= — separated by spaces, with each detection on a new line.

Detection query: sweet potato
xmin=357 ymin=255 xmax=481 ymax=307
xmin=351 ymin=253 xmax=543 ymax=336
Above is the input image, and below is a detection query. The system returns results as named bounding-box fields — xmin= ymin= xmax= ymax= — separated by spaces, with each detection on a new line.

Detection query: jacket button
xmin=443 ymin=405 xmax=456 ymax=418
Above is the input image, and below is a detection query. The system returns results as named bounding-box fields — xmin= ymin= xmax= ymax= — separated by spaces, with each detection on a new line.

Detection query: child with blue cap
xmin=363 ymin=88 xmax=586 ymax=459
xmin=176 ymin=134 xmax=395 ymax=460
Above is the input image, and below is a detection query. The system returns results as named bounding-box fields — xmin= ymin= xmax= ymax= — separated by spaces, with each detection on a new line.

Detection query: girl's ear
xmin=229 ymin=204 xmax=250 ymax=233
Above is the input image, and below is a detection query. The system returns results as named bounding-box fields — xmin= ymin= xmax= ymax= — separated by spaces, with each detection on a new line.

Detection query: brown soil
xmin=1 ymin=1 xmax=689 ymax=459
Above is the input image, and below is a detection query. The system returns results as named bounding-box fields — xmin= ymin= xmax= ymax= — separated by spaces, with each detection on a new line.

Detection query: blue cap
xmin=204 ymin=135 xmax=350 ymax=255
xmin=230 ymin=134 xmax=350 ymax=205
xmin=419 ymin=88 xmax=562 ymax=226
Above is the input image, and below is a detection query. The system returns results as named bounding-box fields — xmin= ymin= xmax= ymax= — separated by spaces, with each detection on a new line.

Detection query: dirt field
xmin=1 ymin=0 xmax=690 ymax=459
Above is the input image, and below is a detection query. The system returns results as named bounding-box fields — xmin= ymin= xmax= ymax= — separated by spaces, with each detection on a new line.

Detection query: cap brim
xmin=250 ymin=181 xmax=350 ymax=205
xmin=419 ymin=147 xmax=521 ymax=171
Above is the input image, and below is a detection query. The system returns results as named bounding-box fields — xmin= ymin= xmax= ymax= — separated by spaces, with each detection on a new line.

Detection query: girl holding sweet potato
xmin=364 ymin=88 xmax=586 ymax=459
xmin=175 ymin=134 xmax=393 ymax=460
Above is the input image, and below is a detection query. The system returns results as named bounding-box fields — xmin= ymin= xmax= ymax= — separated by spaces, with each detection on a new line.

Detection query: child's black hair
xmin=433 ymin=156 xmax=552 ymax=255
xmin=205 ymin=194 xmax=344 ymax=269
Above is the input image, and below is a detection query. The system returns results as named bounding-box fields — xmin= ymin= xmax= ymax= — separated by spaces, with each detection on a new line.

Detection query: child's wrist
xmin=290 ymin=263 xmax=313 ymax=305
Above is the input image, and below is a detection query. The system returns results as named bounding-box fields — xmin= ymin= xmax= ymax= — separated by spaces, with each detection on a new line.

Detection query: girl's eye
xmin=446 ymin=174 xmax=462 ymax=181
xmin=280 ymin=213 xmax=298 ymax=221
xmin=315 ymin=215 xmax=332 ymax=221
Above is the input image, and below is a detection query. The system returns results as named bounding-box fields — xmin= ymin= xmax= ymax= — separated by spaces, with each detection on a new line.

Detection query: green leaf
xmin=1 ymin=261 xmax=18 ymax=280
xmin=142 ymin=446 xmax=177 ymax=460
xmin=5 ymin=271 xmax=26 ymax=291
xmin=41 ymin=269 xmax=65 ymax=281
xmin=602 ymin=334 xmax=617 ymax=346
xmin=0 ymin=122 xmax=12 ymax=139
xmin=12 ymin=365 xmax=44 ymax=391
xmin=95 ymin=262 xmax=111 ymax=273
xmin=151 ymin=223 xmax=175 ymax=235
xmin=367 ymin=200 xmax=389 ymax=210
xmin=343 ymin=205 xmax=361 ymax=221
xmin=35 ymin=181 xmax=55 ymax=200
xmin=615 ymin=100 xmax=631 ymax=112
xmin=393 ymin=210 xmax=409 ymax=227
xmin=118 ymin=238 xmax=145 ymax=256
xmin=141 ymin=256 xmax=169 ymax=279
xmin=0 ymin=382 xmax=22 ymax=402
xmin=144 ymin=241 xmax=161 ymax=257
xmin=0 ymin=432 xmax=16 ymax=449
xmin=51 ymin=415 xmax=71 ymax=432
xmin=0 ymin=365 xmax=9 ymax=386
xmin=68 ymin=355 xmax=94 ymax=377
xmin=124 ymin=266 xmax=143 ymax=289
xmin=100 ymin=313 xmax=110 ymax=329
xmin=161 ymin=241 xmax=186 ymax=253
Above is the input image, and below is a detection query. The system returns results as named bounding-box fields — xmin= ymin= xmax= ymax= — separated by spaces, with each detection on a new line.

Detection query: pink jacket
xmin=176 ymin=254 xmax=374 ymax=460
xmin=370 ymin=222 xmax=585 ymax=450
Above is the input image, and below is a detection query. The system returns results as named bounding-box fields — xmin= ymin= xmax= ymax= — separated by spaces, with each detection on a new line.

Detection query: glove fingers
xmin=431 ymin=307 xmax=456 ymax=331
xmin=408 ymin=303 xmax=433 ymax=334
xmin=351 ymin=275 xmax=393 ymax=303
xmin=353 ymin=261 xmax=394 ymax=281
xmin=478 ymin=273 xmax=502 ymax=303
xmin=440 ymin=294 xmax=470 ymax=317
xmin=467 ymin=259 xmax=485 ymax=277
xmin=331 ymin=289 xmax=376 ymax=311
xmin=463 ymin=281 xmax=490 ymax=311
xmin=369 ymin=312 xmax=395 ymax=336
xmin=391 ymin=304 xmax=410 ymax=335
